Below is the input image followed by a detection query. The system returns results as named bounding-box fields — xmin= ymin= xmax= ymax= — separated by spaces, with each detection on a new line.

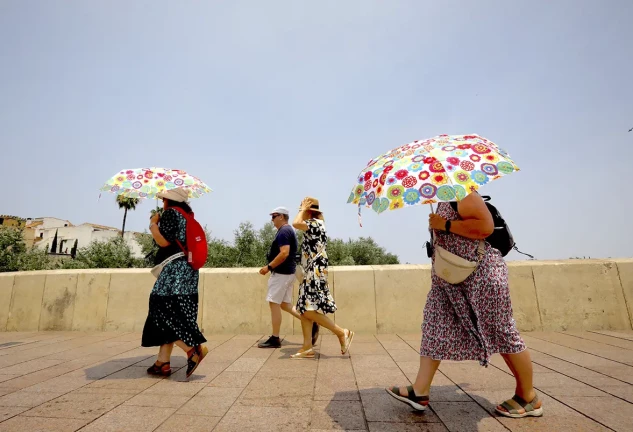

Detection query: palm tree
xmin=116 ymin=195 xmax=140 ymax=238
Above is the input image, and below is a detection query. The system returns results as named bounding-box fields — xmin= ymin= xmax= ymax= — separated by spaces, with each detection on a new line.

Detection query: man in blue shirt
xmin=258 ymin=206 xmax=302 ymax=348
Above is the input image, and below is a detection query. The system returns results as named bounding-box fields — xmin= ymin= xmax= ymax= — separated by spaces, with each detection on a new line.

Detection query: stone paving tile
xmin=467 ymin=390 xmax=610 ymax=432
xmin=141 ymin=380 xmax=206 ymax=396
xmin=212 ymin=405 xmax=311 ymax=432
xmin=528 ymin=332 xmax=633 ymax=366
xmin=78 ymin=405 xmax=176 ymax=432
xmin=169 ymin=359 xmax=230 ymax=383
xmin=438 ymin=361 xmax=517 ymax=391
xmin=0 ymin=415 xmax=89 ymax=432
xmin=123 ymin=393 xmax=191 ymax=409
xmin=82 ymin=366 xmax=163 ymax=391
xmin=368 ymin=423 xmax=448 ymax=432
xmin=348 ymin=342 xmax=390 ymax=355
xmin=0 ymin=332 xmax=630 ymax=431
xmin=591 ymin=330 xmax=633 ymax=341
xmin=154 ymin=414 xmax=220 ymax=431
xmin=310 ymin=399 xmax=367 ymax=430
xmin=0 ymin=390 xmax=66 ymax=408
xmin=176 ymin=387 xmax=242 ymax=417
xmin=23 ymin=391 xmax=132 ymax=420
xmin=351 ymin=354 xmax=402 ymax=370
xmin=523 ymin=335 xmax=633 ymax=384
xmin=0 ymin=358 xmax=67 ymax=376
xmin=207 ymin=370 xmax=257 ymax=388
xmin=563 ymin=331 xmax=633 ymax=350
xmin=431 ymin=402 xmax=507 ymax=431
xmin=0 ymin=407 xmax=27 ymax=423
xmin=360 ymin=390 xmax=442 ymax=424
xmin=0 ymin=376 xmax=18 ymax=385
xmin=555 ymin=396 xmax=632 ymax=431
xmin=224 ymin=357 xmax=267 ymax=372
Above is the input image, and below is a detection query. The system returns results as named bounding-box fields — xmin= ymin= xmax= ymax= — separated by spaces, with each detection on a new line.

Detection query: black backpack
xmin=447 ymin=196 xmax=533 ymax=259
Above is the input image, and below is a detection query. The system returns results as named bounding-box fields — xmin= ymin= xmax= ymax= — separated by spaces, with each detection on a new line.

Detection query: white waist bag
xmin=151 ymin=252 xmax=185 ymax=279
xmin=433 ymin=241 xmax=485 ymax=284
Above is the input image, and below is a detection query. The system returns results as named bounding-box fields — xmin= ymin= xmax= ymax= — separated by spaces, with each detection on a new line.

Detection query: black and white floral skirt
xmin=141 ymin=293 xmax=206 ymax=348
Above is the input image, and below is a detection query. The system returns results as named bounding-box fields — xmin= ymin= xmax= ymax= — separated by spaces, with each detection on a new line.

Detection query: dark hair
xmin=165 ymin=199 xmax=193 ymax=214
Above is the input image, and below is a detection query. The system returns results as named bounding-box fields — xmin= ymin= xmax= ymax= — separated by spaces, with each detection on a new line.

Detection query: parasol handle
xmin=429 ymin=203 xmax=434 ymax=214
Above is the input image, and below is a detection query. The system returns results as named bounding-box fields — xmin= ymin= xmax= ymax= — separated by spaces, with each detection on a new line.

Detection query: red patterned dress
xmin=420 ymin=203 xmax=525 ymax=366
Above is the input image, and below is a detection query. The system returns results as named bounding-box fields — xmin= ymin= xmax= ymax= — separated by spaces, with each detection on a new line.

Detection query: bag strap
xmin=512 ymin=245 xmax=535 ymax=260
xmin=159 ymin=251 xmax=185 ymax=266
xmin=165 ymin=207 xmax=190 ymax=256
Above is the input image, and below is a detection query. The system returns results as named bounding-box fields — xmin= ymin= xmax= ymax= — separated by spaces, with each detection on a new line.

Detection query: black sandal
xmin=186 ymin=345 xmax=209 ymax=378
xmin=147 ymin=361 xmax=171 ymax=376
xmin=386 ymin=385 xmax=429 ymax=411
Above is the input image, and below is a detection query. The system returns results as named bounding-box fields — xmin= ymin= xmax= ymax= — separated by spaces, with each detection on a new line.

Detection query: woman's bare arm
xmin=292 ymin=210 xmax=310 ymax=231
xmin=429 ymin=193 xmax=494 ymax=240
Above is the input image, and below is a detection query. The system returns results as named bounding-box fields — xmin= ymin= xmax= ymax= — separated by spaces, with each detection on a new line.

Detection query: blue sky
xmin=1 ymin=1 xmax=631 ymax=263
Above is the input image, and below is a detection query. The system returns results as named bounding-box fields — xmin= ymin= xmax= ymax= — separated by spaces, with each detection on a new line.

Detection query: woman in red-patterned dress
xmin=387 ymin=192 xmax=543 ymax=418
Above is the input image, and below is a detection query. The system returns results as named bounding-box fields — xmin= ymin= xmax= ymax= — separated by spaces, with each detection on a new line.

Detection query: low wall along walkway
xmin=1 ymin=259 xmax=632 ymax=334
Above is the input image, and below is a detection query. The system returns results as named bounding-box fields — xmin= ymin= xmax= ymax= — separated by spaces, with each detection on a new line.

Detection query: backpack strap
xmin=167 ymin=207 xmax=190 ymax=256
xmin=512 ymin=246 xmax=535 ymax=260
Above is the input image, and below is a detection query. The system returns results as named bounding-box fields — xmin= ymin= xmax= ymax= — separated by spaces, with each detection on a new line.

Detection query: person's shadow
xmin=82 ymin=356 xmax=172 ymax=380
xmin=323 ymin=386 xmax=503 ymax=431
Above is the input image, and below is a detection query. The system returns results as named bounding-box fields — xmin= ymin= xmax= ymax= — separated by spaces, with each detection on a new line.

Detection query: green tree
xmin=61 ymin=237 xmax=143 ymax=269
xmin=116 ymin=195 xmax=140 ymax=238
xmin=0 ymin=226 xmax=26 ymax=272
xmin=255 ymin=222 xmax=277 ymax=265
xmin=0 ymin=226 xmax=55 ymax=272
xmin=206 ymin=238 xmax=238 ymax=268
xmin=135 ymin=232 xmax=159 ymax=262
xmin=232 ymin=222 xmax=262 ymax=267
xmin=17 ymin=247 xmax=54 ymax=271
xmin=343 ymin=237 xmax=399 ymax=265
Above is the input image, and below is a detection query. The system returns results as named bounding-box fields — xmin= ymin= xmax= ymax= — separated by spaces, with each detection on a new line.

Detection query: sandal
xmin=186 ymin=345 xmax=209 ymax=378
xmin=291 ymin=348 xmax=315 ymax=359
xmin=147 ymin=361 xmax=171 ymax=376
xmin=340 ymin=329 xmax=355 ymax=355
xmin=495 ymin=394 xmax=543 ymax=418
xmin=386 ymin=386 xmax=429 ymax=411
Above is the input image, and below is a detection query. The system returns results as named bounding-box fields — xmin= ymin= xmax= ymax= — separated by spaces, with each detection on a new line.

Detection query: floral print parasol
xmin=347 ymin=134 xmax=519 ymax=214
xmin=100 ymin=167 xmax=212 ymax=200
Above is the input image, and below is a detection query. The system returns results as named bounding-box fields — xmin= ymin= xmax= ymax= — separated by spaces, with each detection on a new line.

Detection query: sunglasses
xmin=271 ymin=214 xmax=281 ymax=220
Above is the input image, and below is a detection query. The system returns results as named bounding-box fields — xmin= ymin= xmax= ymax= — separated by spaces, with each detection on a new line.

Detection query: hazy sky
xmin=1 ymin=1 xmax=631 ymax=264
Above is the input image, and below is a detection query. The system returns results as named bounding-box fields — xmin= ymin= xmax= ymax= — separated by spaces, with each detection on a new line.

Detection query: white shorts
xmin=266 ymin=273 xmax=295 ymax=304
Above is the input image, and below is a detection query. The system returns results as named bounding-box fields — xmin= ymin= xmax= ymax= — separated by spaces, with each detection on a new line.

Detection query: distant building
xmin=0 ymin=215 xmax=26 ymax=229
xmin=23 ymin=217 xmax=143 ymax=258
xmin=23 ymin=217 xmax=73 ymax=248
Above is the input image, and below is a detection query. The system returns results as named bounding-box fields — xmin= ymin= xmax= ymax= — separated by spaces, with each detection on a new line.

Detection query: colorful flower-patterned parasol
xmin=100 ymin=167 xmax=212 ymax=200
xmin=347 ymin=134 xmax=519 ymax=215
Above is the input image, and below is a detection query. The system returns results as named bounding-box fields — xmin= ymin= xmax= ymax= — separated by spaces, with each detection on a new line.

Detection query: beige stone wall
xmin=1 ymin=259 xmax=632 ymax=334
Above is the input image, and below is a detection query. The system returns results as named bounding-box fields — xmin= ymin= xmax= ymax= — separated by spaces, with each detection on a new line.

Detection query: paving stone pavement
xmin=0 ymin=331 xmax=632 ymax=431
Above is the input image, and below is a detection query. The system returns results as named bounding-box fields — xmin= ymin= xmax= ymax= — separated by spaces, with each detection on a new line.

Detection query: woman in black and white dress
xmin=290 ymin=197 xmax=354 ymax=359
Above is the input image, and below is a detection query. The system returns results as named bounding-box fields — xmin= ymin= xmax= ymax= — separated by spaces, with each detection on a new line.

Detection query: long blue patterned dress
xmin=141 ymin=208 xmax=206 ymax=348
